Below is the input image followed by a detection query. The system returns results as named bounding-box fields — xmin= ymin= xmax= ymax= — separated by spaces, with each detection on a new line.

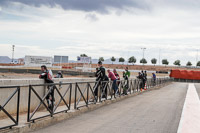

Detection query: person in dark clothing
xmin=141 ymin=70 xmax=146 ymax=90
xmin=39 ymin=65 xmax=55 ymax=111
xmin=137 ymin=72 xmax=144 ymax=92
xmin=144 ymin=71 xmax=147 ymax=90
xmin=122 ymin=67 xmax=130 ymax=94
xmin=152 ymin=73 xmax=156 ymax=85
xmin=122 ymin=71 xmax=128 ymax=95
xmin=54 ymin=71 xmax=63 ymax=78
xmin=94 ymin=61 xmax=108 ymax=99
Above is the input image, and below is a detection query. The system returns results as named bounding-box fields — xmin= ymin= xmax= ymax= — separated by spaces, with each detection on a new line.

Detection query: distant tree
xmin=140 ymin=58 xmax=147 ymax=64
xmin=186 ymin=61 xmax=192 ymax=66
xmin=99 ymin=57 xmax=104 ymax=62
xmin=128 ymin=56 xmax=136 ymax=65
xmin=111 ymin=56 xmax=116 ymax=64
xmin=174 ymin=60 xmax=181 ymax=66
xmin=119 ymin=57 xmax=125 ymax=64
xmin=197 ymin=61 xmax=200 ymax=67
xmin=151 ymin=58 xmax=157 ymax=66
xmin=162 ymin=59 xmax=169 ymax=66
xmin=80 ymin=54 xmax=88 ymax=57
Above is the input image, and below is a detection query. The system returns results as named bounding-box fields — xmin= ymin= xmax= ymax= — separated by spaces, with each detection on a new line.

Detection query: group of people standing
xmin=39 ymin=63 xmax=157 ymax=110
xmin=137 ymin=70 xmax=147 ymax=91
xmin=137 ymin=71 xmax=157 ymax=91
xmin=94 ymin=61 xmax=157 ymax=98
xmin=94 ymin=61 xmax=131 ymax=99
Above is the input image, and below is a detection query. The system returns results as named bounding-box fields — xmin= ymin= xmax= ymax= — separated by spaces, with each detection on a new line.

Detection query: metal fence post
xmin=74 ymin=83 xmax=77 ymax=109
xmin=16 ymin=87 xmax=20 ymax=124
xmin=27 ymin=85 xmax=31 ymax=122
xmin=69 ymin=83 xmax=72 ymax=110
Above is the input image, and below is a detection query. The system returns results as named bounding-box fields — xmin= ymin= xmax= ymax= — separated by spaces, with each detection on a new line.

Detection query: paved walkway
xmin=32 ymin=83 xmax=188 ymax=133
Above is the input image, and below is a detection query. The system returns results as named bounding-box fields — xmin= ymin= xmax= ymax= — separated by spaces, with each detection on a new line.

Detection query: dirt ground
xmin=0 ymin=72 xmax=88 ymax=79
xmin=0 ymin=71 xmax=168 ymax=79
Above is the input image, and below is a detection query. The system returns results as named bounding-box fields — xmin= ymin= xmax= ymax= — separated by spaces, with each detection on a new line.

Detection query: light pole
xmin=196 ymin=49 xmax=199 ymax=67
xmin=159 ymin=49 xmax=161 ymax=65
xmin=141 ymin=48 xmax=146 ymax=59
xmin=60 ymin=56 xmax=63 ymax=70
xmin=12 ymin=45 xmax=15 ymax=63
xmin=141 ymin=48 xmax=146 ymax=65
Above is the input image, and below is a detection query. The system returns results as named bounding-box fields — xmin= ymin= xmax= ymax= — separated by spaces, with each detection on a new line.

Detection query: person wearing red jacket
xmin=107 ymin=69 xmax=118 ymax=96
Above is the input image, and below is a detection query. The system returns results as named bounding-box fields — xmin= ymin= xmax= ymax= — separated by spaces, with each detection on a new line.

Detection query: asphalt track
xmin=32 ymin=83 xmax=189 ymax=133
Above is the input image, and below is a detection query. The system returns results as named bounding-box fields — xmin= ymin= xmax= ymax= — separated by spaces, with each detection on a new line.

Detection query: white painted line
xmin=177 ymin=84 xmax=200 ymax=133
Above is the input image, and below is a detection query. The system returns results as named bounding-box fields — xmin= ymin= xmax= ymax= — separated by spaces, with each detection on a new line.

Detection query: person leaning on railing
xmin=107 ymin=69 xmax=118 ymax=95
xmin=152 ymin=73 xmax=156 ymax=85
xmin=113 ymin=69 xmax=120 ymax=86
xmin=39 ymin=65 xmax=55 ymax=111
xmin=137 ymin=72 xmax=144 ymax=92
xmin=122 ymin=67 xmax=130 ymax=95
xmin=94 ymin=61 xmax=108 ymax=99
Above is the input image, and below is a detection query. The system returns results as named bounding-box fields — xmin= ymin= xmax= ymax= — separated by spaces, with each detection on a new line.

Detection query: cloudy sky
xmin=0 ymin=0 xmax=200 ymax=65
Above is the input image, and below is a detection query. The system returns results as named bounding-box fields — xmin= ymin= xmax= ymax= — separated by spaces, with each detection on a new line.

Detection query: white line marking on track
xmin=177 ymin=83 xmax=200 ymax=133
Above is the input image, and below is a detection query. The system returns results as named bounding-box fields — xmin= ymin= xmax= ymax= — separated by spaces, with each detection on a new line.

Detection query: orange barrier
xmin=170 ymin=69 xmax=200 ymax=80
xmin=62 ymin=66 xmax=72 ymax=69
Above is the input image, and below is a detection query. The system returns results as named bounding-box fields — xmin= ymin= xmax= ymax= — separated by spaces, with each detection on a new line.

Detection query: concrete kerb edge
xmin=4 ymin=82 xmax=173 ymax=133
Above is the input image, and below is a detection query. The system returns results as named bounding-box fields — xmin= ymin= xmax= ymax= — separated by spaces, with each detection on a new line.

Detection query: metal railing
xmin=0 ymin=86 xmax=20 ymax=130
xmin=74 ymin=77 xmax=172 ymax=109
xmin=27 ymin=82 xmax=72 ymax=122
xmin=0 ymin=77 xmax=172 ymax=130
xmin=74 ymin=81 xmax=98 ymax=109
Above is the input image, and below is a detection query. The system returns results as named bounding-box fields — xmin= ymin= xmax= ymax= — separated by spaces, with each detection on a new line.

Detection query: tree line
xmin=80 ymin=54 xmax=200 ymax=67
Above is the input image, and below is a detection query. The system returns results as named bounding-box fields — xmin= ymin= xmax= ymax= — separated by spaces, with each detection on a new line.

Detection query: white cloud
xmin=0 ymin=1 xmax=200 ymax=66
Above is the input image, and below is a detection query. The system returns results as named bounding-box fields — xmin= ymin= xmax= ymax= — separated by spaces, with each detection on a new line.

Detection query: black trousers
xmin=94 ymin=80 xmax=108 ymax=97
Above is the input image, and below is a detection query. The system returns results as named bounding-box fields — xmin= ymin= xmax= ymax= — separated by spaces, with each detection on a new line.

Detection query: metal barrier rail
xmin=74 ymin=77 xmax=172 ymax=109
xmin=0 ymin=77 xmax=172 ymax=130
xmin=74 ymin=81 xmax=98 ymax=109
xmin=27 ymin=83 xmax=72 ymax=122
xmin=0 ymin=86 xmax=20 ymax=130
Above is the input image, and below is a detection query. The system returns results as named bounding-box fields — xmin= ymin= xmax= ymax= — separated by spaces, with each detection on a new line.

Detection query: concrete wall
xmin=0 ymin=68 xmax=95 ymax=77
xmin=0 ymin=78 xmax=96 ymax=118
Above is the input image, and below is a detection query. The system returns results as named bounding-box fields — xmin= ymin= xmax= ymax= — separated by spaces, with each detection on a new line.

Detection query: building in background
xmin=0 ymin=56 xmax=19 ymax=64
xmin=54 ymin=55 xmax=69 ymax=64
xmin=77 ymin=56 xmax=92 ymax=64
xmin=0 ymin=56 xmax=11 ymax=63
xmin=18 ymin=58 xmax=24 ymax=64
xmin=24 ymin=55 xmax=53 ymax=67
xmin=77 ymin=56 xmax=92 ymax=72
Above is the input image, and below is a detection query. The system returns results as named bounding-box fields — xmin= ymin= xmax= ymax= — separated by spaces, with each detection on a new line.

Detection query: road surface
xmin=33 ymin=83 xmax=189 ymax=133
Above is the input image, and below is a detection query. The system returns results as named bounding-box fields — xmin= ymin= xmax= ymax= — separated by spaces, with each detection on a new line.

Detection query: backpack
xmin=48 ymin=70 xmax=53 ymax=81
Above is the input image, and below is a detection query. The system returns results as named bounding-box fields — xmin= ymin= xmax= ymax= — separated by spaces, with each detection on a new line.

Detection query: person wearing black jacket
xmin=39 ymin=65 xmax=55 ymax=110
xmin=144 ymin=71 xmax=147 ymax=90
xmin=55 ymin=71 xmax=63 ymax=78
xmin=94 ymin=61 xmax=108 ymax=99
xmin=137 ymin=72 xmax=144 ymax=92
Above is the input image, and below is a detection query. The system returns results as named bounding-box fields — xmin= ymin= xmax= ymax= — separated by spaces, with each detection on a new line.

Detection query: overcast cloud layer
xmin=0 ymin=0 xmax=147 ymax=13
xmin=0 ymin=0 xmax=200 ymax=66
